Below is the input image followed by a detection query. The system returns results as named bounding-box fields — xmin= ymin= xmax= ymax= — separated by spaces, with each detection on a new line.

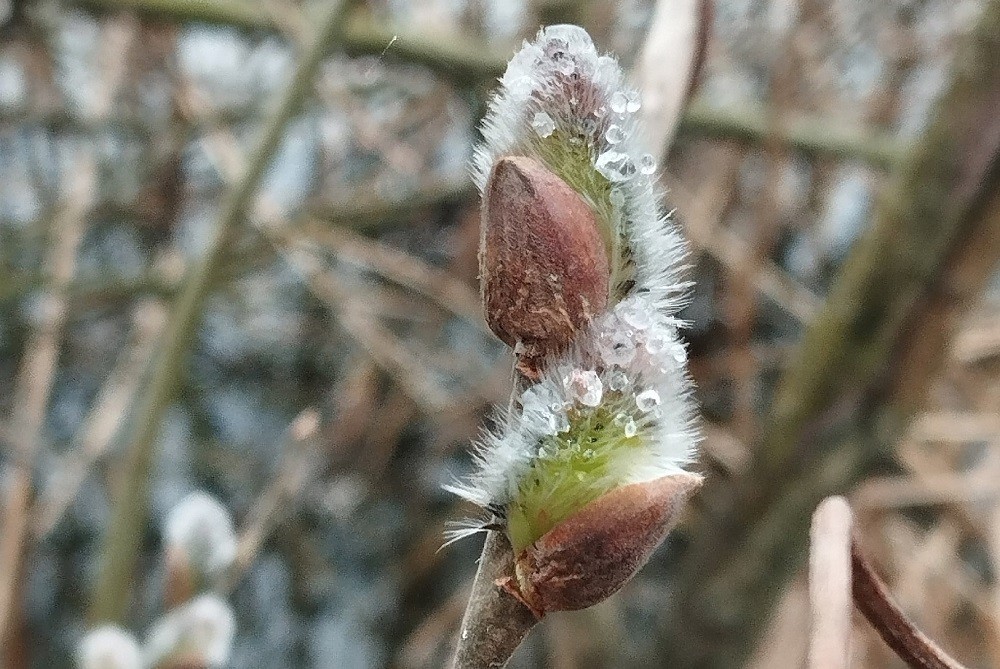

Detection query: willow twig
xmin=0 ymin=154 xmax=94 ymax=646
xmin=221 ymin=409 xmax=320 ymax=592
xmin=88 ymin=0 xmax=351 ymax=623
xmin=30 ymin=301 xmax=168 ymax=539
xmin=451 ymin=531 xmax=538 ymax=669
xmin=851 ymin=539 xmax=967 ymax=669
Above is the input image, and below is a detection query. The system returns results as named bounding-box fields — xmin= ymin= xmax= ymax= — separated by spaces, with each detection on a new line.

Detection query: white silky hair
xmin=446 ymin=294 xmax=700 ymax=511
xmin=448 ymin=25 xmax=699 ymax=517
xmin=163 ymin=490 xmax=238 ymax=577
xmin=143 ymin=594 xmax=236 ymax=668
xmin=77 ymin=625 xmax=143 ymax=669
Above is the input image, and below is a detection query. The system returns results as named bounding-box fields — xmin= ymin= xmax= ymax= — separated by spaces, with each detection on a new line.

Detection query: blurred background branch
xmin=89 ymin=0 xmax=351 ymax=623
xmin=1 ymin=0 xmax=998 ymax=667
xmin=654 ymin=0 xmax=1000 ymax=664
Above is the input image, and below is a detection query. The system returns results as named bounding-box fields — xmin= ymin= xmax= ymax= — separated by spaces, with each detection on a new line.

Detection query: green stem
xmin=73 ymin=0 xmax=507 ymax=85
xmin=88 ymin=0 xmax=350 ymax=623
xmin=679 ymin=98 xmax=905 ymax=168
xmin=67 ymin=0 xmax=907 ymax=168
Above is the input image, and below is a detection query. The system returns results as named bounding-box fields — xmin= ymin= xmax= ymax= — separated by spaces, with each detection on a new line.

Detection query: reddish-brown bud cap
xmin=480 ymin=156 xmax=610 ymax=378
xmin=510 ymin=472 xmax=702 ymax=615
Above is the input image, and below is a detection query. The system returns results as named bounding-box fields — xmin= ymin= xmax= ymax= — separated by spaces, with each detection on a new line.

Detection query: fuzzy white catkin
xmin=471 ymin=24 xmax=691 ymax=313
xmin=446 ymin=25 xmax=699 ymax=529
xmin=143 ymin=594 xmax=236 ymax=668
xmin=163 ymin=491 xmax=237 ymax=578
xmin=77 ymin=625 xmax=143 ymax=669
xmin=447 ymin=293 xmax=698 ymax=511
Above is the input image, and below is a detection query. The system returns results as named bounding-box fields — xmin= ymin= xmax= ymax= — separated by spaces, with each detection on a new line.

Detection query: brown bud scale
xmin=480 ymin=156 xmax=610 ymax=378
xmin=511 ymin=472 xmax=703 ymax=615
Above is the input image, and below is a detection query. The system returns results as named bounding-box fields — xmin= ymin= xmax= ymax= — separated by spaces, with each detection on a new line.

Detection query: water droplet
xmin=552 ymin=412 xmax=570 ymax=433
xmin=595 ymin=151 xmax=636 ymax=182
xmin=597 ymin=55 xmax=616 ymax=71
xmin=598 ymin=330 xmax=636 ymax=366
xmin=594 ymin=105 xmax=607 ymax=119
xmin=645 ymin=333 xmax=666 ymax=354
xmin=462 ymin=629 xmax=469 ymax=640
xmin=609 ymin=188 xmax=625 ymax=208
xmin=636 ymin=389 xmax=661 ymax=413
xmin=671 ymin=342 xmax=687 ymax=363
xmin=531 ymin=111 xmax=555 ymax=138
xmin=624 ymin=417 xmax=638 ymax=438
xmin=608 ymin=369 xmax=629 ymax=391
xmin=605 ymin=124 xmax=625 ymax=144
xmin=613 ymin=412 xmax=628 ymax=426
xmin=558 ymin=58 xmax=576 ymax=76
xmin=564 ymin=369 xmax=603 ymax=407
xmin=508 ymin=76 xmax=533 ymax=97
xmin=610 ymin=91 xmax=628 ymax=114
xmin=626 ymin=91 xmax=641 ymax=112
xmin=639 ymin=153 xmax=656 ymax=174
xmin=620 ymin=303 xmax=652 ymax=330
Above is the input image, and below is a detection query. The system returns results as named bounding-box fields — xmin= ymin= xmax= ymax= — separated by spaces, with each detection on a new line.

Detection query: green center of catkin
xmin=531 ymin=130 xmax=633 ymax=301
xmin=506 ymin=394 xmax=645 ymax=553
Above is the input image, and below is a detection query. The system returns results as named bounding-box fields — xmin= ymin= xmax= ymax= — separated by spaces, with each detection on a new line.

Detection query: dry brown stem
xmin=0 ymin=155 xmax=94 ymax=648
xmin=852 ymin=539 xmax=967 ymax=669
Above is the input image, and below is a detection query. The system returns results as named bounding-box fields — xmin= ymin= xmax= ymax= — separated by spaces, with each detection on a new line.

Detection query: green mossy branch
xmin=69 ymin=0 xmax=905 ymax=167
xmin=88 ymin=0 xmax=351 ymax=623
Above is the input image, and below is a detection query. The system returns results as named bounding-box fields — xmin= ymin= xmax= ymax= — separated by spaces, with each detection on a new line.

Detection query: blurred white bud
xmin=163 ymin=491 xmax=237 ymax=580
xmin=144 ymin=594 xmax=236 ymax=668
xmin=77 ymin=625 xmax=142 ymax=669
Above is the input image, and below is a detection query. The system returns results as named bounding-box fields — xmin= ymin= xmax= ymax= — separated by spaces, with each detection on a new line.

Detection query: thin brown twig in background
xmin=852 ymin=538 xmax=968 ymax=669
xmin=633 ymin=0 xmax=710 ymax=156
xmin=281 ymin=240 xmax=454 ymax=412
xmin=0 ymin=155 xmax=95 ymax=647
xmin=179 ymin=77 xmax=461 ymax=415
xmin=222 ymin=408 xmax=320 ymax=591
xmin=90 ymin=0 xmax=352 ymax=623
xmin=297 ymin=220 xmax=486 ymax=331
xmin=31 ymin=301 xmax=169 ymax=539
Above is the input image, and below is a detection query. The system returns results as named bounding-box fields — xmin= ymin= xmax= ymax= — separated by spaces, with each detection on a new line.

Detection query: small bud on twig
xmin=508 ymin=472 xmax=702 ymax=616
xmin=481 ymin=156 xmax=610 ymax=378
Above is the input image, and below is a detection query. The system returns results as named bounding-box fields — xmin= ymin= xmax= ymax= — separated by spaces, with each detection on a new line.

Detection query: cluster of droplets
xmin=476 ymin=293 xmax=694 ymax=502
xmin=473 ymin=25 xmax=658 ymax=194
